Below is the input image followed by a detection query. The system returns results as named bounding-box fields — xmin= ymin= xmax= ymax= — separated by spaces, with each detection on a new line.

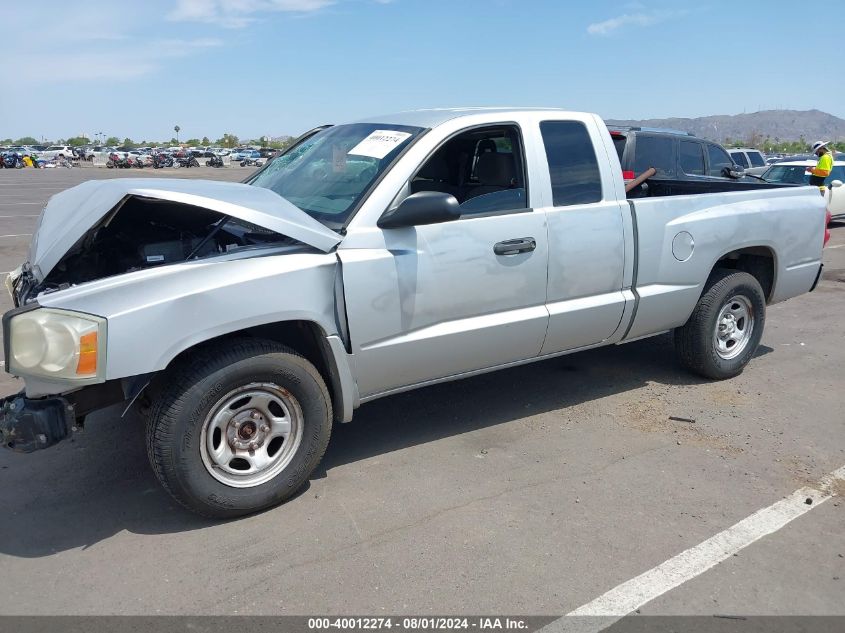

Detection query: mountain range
xmin=604 ymin=109 xmax=845 ymax=144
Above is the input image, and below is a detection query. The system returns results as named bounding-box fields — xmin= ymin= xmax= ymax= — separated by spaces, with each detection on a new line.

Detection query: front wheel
xmin=146 ymin=339 xmax=332 ymax=518
xmin=674 ymin=269 xmax=766 ymax=380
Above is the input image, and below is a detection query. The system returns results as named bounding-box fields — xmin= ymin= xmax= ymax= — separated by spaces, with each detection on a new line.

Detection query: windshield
xmin=248 ymin=123 xmax=423 ymax=228
xmin=761 ymin=164 xmax=845 ymax=185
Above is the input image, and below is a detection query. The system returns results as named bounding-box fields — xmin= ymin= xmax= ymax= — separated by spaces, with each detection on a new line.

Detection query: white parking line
xmin=544 ymin=465 xmax=845 ymax=632
xmin=0 ymin=202 xmax=42 ymax=205
xmin=826 ymin=244 xmax=845 ymax=249
xmin=0 ymin=214 xmax=39 ymax=218
xmin=0 ymin=234 xmax=32 ymax=238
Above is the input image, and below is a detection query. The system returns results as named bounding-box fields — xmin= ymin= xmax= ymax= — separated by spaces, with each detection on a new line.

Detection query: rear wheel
xmin=145 ymin=339 xmax=332 ymax=518
xmin=674 ymin=269 xmax=766 ymax=380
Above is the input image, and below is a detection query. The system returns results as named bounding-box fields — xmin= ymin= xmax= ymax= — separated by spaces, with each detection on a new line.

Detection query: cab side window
xmin=730 ymin=151 xmax=749 ymax=168
xmin=411 ymin=125 xmax=528 ymax=216
xmin=539 ymin=120 xmax=602 ymax=206
xmin=707 ymin=144 xmax=733 ymax=177
xmin=747 ymin=152 xmax=765 ymax=167
xmin=680 ymin=140 xmax=706 ymax=176
xmin=632 ymin=135 xmax=675 ymax=178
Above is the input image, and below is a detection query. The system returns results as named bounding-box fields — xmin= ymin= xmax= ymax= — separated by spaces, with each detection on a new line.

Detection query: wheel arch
xmin=709 ymin=245 xmax=777 ymax=303
xmin=156 ymin=320 xmax=357 ymax=423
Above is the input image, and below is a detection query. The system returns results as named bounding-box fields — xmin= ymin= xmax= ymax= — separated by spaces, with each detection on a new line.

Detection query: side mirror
xmin=722 ymin=164 xmax=745 ymax=179
xmin=378 ymin=191 xmax=461 ymax=229
xmin=830 ymin=180 xmax=843 ymax=188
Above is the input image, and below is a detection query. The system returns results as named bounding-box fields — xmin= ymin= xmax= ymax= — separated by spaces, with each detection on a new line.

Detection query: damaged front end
xmin=18 ymin=196 xmax=300 ymax=304
xmin=0 ymin=392 xmax=75 ymax=453
xmin=11 ymin=177 xmax=341 ymax=304
xmin=2 ymin=178 xmax=343 ymax=454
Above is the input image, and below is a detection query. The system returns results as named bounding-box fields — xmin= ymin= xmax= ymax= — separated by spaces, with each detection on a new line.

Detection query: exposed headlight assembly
xmin=7 ymin=308 xmax=106 ymax=383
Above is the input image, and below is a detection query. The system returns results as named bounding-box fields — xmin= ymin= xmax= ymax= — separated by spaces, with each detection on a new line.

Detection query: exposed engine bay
xmin=14 ymin=196 xmax=296 ymax=305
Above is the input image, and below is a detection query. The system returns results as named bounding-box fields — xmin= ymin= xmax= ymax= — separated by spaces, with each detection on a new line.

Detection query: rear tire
xmin=674 ymin=269 xmax=766 ymax=380
xmin=145 ymin=339 xmax=332 ymax=518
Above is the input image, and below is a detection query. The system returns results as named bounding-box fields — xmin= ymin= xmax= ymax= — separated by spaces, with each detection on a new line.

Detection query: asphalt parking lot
xmin=0 ymin=167 xmax=843 ymax=619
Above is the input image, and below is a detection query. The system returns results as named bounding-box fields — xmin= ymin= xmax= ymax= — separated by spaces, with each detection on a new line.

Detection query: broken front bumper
xmin=0 ymin=392 xmax=75 ymax=453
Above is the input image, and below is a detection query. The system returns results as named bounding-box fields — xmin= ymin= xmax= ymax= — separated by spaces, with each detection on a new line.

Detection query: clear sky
xmin=2 ymin=0 xmax=843 ymax=142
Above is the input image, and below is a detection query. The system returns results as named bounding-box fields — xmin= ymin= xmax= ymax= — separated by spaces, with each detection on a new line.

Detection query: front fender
xmin=37 ymin=252 xmax=340 ymax=380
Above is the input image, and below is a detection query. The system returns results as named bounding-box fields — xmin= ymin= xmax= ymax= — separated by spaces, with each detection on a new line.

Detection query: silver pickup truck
xmin=1 ymin=108 xmax=828 ymax=517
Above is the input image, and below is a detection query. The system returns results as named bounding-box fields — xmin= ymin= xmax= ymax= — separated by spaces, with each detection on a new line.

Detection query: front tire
xmin=674 ymin=269 xmax=766 ymax=380
xmin=146 ymin=339 xmax=332 ymax=518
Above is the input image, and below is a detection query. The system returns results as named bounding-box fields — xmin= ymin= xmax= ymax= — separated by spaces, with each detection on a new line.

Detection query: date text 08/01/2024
xmin=307 ymin=618 xmax=530 ymax=630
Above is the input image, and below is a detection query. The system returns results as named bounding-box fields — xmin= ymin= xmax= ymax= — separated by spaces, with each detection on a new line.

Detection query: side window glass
xmin=540 ymin=120 xmax=602 ymax=206
xmin=411 ymin=125 xmax=528 ymax=216
xmin=707 ymin=144 xmax=733 ymax=177
xmin=632 ymin=135 xmax=674 ymax=177
xmin=680 ymin=141 xmax=705 ymax=176
xmin=730 ymin=152 xmax=749 ymax=168
xmin=748 ymin=152 xmax=765 ymax=167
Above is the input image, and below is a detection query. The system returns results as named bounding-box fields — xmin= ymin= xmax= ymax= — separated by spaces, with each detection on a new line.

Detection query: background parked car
xmin=239 ymin=149 xmax=262 ymax=164
xmin=728 ymin=148 xmax=768 ymax=174
xmin=39 ymin=145 xmax=74 ymax=160
xmin=760 ymin=159 xmax=845 ymax=220
xmin=85 ymin=146 xmax=113 ymax=161
xmin=608 ymin=127 xmax=788 ymax=197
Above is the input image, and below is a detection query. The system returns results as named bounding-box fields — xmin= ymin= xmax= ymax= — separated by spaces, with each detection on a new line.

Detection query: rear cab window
xmin=539 ymin=120 xmax=602 ymax=206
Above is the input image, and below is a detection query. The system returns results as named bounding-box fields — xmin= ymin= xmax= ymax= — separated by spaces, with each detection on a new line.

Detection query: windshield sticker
xmin=348 ymin=130 xmax=412 ymax=159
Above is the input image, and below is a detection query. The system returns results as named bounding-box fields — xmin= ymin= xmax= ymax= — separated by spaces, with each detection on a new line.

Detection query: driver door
xmin=339 ymin=124 xmax=550 ymax=399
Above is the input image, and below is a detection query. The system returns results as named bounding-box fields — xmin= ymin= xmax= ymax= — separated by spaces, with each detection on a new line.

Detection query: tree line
xmin=719 ymin=132 xmax=828 ymax=154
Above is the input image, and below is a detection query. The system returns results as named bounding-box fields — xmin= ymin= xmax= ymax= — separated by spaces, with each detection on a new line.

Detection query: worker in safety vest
xmin=807 ymin=141 xmax=833 ymax=191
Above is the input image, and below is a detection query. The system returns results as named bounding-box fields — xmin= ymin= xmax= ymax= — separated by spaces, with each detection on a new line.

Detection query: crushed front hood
xmin=30 ymin=178 xmax=342 ymax=280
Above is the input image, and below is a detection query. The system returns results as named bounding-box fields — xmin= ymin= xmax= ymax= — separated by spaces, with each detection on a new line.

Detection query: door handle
xmin=494 ymin=237 xmax=536 ymax=256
